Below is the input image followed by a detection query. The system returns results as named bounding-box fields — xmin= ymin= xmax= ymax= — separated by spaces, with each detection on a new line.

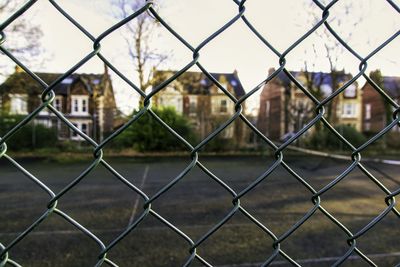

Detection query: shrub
xmin=0 ymin=114 xmax=57 ymax=151
xmin=111 ymin=107 xmax=195 ymax=152
xmin=306 ymin=124 xmax=366 ymax=150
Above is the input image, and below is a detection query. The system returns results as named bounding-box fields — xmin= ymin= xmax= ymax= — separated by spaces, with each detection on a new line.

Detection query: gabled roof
xmin=270 ymin=69 xmax=353 ymax=97
xmin=275 ymin=70 xmax=351 ymax=88
xmin=383 ymin=76 xmax=400 ymax=98
xmin=153 ymin=70 xmax=246 ymax=98
xmin=0 ymin=71 xmax=107 ymax=96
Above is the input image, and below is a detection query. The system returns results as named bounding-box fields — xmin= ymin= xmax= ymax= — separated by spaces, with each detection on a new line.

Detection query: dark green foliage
xmin=0 ymin=114 xmax=57 ymax=150
xmin=203 ymin=135 xmax=235 ymax=152
xmin=370 ymin=70 xmax=392 ymax=126
xmin=307 ymin=124 xmax=366 ymax=150
xmin=112 ymin=107 xmax=194 ymax=152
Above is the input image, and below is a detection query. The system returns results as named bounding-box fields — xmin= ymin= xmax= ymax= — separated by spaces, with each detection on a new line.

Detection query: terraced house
xmin=152 ymin=70 xmax=247 ymax=146
xmin=0 ymin=66 xmax=117 ymax=141
xmin=258 ymin=68 xmax=362 ymax=141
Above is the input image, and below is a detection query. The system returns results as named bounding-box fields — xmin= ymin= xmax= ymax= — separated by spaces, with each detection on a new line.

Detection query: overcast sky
xmin=2 ymin=0 xmax=399 ymax=114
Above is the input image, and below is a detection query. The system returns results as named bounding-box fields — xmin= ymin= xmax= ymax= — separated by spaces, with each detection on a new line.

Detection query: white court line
xmin=215 ymin=251 xmax=400 ymax=267
xmin=127 ymin=164 xmax=149 ymax=227
xmin=287 ymin=145 xmax=400 ymax=165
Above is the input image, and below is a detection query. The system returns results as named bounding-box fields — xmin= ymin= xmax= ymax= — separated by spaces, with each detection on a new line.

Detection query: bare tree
xmin=112 ymin=0 xmax=167 ymax=97
xmin=0 ymin=0 xmax=42 ymax=69
xmin=298 ymin=1 xmax=363 ymax=124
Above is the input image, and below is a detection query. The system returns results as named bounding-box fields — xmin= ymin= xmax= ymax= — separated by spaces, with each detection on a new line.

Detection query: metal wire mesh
xmin=0 ymin=0 xmax=399 ymax=266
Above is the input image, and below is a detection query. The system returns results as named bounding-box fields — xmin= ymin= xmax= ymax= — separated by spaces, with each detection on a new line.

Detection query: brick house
xmin=258 ymin=69 xmax=362 ymax=140
xmin=0 ymin=66 xmax=117 ymax=141
xmin=152 ymin=70 xmax=247 ymax=146
xmin=361 ymin=74 xmax=400 ymax=134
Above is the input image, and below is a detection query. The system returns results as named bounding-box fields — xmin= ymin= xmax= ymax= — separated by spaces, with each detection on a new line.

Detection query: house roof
xmin=383 ymin=76 xmax=400 ymax=98
xmin=0 ymin=71 xmax=107 ymax=96
xmin=271 ymin=69 xmax=353 ymax=97
xmin=153 ymin=70 xmax=246 ymax=98
xmin=276 ymin=70 xmax=350 ymax=87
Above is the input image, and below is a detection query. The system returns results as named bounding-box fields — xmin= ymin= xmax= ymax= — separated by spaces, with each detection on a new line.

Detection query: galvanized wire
xmin=0 ymin=0 xmax=399 ymax=266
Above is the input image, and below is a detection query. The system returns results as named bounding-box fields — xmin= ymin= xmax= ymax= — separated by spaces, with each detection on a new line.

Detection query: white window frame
xmin=365 ymin=104 xmax=371 ymax=120
xmin=54 ymin=96 xmax=63 ymax=112
xmin=71 ymin=95 xmax=89 ymax=115
xmin=39 ymin=96 xmax=50 ymax=115
xmin=221 ymin=126 xmax=234 ymax=139
xmin=365 ymin=122 xmax=371 ymax=131
xmin=189 ymin=96 xmax=197 ymax=115
xmin=265 ymin=100 xmax=270 ymax=118
xmin=342 ymin=103 xmax=357 ymax=118
xmin=71 ymin=121 xmax=90 ymax=140
xmin=35 ymin=119 xmax=52 ymax=128
xmin=9 ymin=93 xmax=28 ymax=115
xmin=220 ymin=99 xmax=228 ymax=113
xmin=344 ymin=84 xmax=357 ymax=98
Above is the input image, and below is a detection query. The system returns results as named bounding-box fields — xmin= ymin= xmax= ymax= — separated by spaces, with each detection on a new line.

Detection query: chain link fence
xmin=0 ymin=0 xmax=399 ymax=266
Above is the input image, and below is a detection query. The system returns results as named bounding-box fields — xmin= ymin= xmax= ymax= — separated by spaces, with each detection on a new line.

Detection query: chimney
xmin=268 ymin=67 xmax=276 ymax=76
xmin=15 ymin=65 xmax=24 ymax=73
xmin=103 ymin=62 xmax=109 ymax=77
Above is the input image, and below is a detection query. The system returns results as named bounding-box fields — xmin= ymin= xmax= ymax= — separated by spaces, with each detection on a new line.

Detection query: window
xmin=82 ymin=99 xmax=87 ymax=113
xmin=321 ymin=84 xmax=332 ymax=97
xmin=342 ymin=103 xmax=357 ymax=118
xmin=365 ymin=122 xmax=371 ymax=131
xmin=265 ymin=100 xmax=270 ymax=118
xmin=189 ymin=96 xmax=197 ymax=114
xmin=73 ymin=99 xmax=79 ymax=112
xmin=81 ymin=123 xmax=88 ymax=135
xmin=71 ymin=123 xmax=79 ymax=138
xmin=39 ymin=95 xmax=50 ymax=115
xmin=365 ymin=104 xmax=371 ymax=120
xmin=34 ymin=119 xmax=52 ymax=128
xmin=71 ymin=96 xmax=89 ymax=115
xmin=62 ymin=77 xmax=74 ymax=84
xmin=39 ymin=96 xmax=63 ymax=115
xmin=344 ymin=84 xmax=357 ymax=98
xmin=71 ymin=122 xmax=90 ymax=140
xmin=9 ymin=94 xmax=28 ymax=114
xmin=221 ymin=126 xmax=234 ymax=139
xmin=220 ymin=99 xmax=228 ymax=113
xmin=54 ymin=97 xmax=62 ymax=112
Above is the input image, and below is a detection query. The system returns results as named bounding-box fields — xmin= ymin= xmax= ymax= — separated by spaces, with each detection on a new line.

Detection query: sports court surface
xmin=1 ymin=155 xmax=399 ymax=266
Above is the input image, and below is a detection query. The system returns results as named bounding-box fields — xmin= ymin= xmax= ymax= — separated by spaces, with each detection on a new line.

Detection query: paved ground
xmin=0 ymin=155 xmax=399 ymax=266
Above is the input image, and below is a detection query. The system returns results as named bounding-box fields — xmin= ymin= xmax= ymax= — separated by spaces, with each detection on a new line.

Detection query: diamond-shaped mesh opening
xmin=240 ymin=164 xmax=315 ymax=237
xmin=150 ymin=164 xmax=234 ymax=234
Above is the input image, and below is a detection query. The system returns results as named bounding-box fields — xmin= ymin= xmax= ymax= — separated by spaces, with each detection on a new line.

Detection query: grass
xmin=0 ymin=156 xmax=399 ymax=266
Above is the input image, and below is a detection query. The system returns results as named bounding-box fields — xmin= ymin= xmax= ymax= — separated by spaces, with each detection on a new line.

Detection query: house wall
xmin=258 ymin=78 xmax=283 ymax=140
xmin=99 ymin=76 xmax=117 ymax=139
xmin=157 ymin=86 xmax=183 ymax=114
xmin=154 ymin=76 xmax=247 ymax=147
xmin=336 ymin=84 xmax=363 ymax=131
xmin=362 ymin=83 xmax=389 ymax=133
xmin=258 ymin=73 xmax=366 ymax=141
xmin=1 ymin=71 xmax=116 ymax=142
